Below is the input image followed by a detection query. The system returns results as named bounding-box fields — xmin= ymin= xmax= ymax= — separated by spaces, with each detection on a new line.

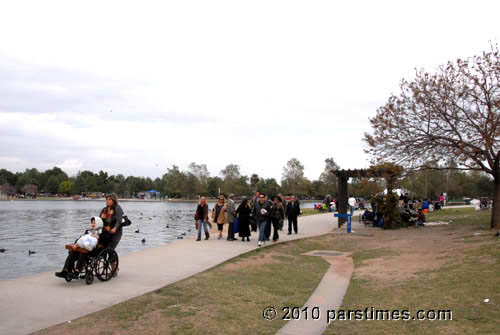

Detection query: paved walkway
xmin=277 ymin=251 xmax=354 ymax=335
xmin=0 ymin=213 xmax=340 ymax=335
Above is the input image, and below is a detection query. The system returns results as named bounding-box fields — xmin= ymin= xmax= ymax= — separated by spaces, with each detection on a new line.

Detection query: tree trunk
xmin=491 ymin=177 xmax=500 ymax=230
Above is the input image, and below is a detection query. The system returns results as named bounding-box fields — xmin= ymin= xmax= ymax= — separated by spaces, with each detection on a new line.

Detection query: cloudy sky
xmin=1 ymin=0 xmax=499 ymax=181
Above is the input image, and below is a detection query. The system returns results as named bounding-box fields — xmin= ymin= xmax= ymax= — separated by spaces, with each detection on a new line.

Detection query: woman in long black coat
xmin=236 ymin=197 xmax=251 ymax=242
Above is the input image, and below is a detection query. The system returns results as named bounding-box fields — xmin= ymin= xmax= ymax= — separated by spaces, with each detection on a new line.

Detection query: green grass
xmin=324 ymin=208 xmax=499 ymax=335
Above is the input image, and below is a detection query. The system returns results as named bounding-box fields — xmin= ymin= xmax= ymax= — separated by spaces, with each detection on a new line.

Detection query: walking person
xmin=236 ymin=197 xmax=251 ymax=242
xmin=278 ymin=193 xmax=286 ymax=230
xmin=212 ymin=195 xmax=227 ymax=240
xmin=271 ymin=196 xmax=285 ymax=242
xmin=286 ymin=195 xmax=301 ymax=234
xmin=99 ymin=193 xmax=124 ymax=276
xmin=254 ymin=193 xmax=271 ymax=246
xmin=264 ymin=203 xmax=272 ymax=241
xmin=226 ymin=194 xmax=237 ymax=241
xmin=249 ymin=191 xmax=260 ymax=232
xmin=348 ymin=196 xmax=357 ymax=216
xmin=195 ymin=197 xmax=210 ymax=241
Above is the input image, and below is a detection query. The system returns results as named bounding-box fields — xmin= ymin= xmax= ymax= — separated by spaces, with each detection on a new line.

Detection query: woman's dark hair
xmin=241 ymin=198 xmax=248 ymax=207
xmin=106 ymin=193 xmax=118 ymax=208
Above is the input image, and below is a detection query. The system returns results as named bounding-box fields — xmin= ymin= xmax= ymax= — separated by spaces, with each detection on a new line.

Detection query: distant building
xmin=138 ymin=190 xmax=161 ymax=200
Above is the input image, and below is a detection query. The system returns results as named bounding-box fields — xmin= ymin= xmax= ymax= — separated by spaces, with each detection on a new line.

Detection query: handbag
xmin=195 ymin=221 xmax=199 ymax=229
xmin=233 ymin=217 xmax=239 ymax=234
xmin=194 ymin=211 xmax=200 ymax=220
xmin=121 ymin=216 xmax=132 ymax=227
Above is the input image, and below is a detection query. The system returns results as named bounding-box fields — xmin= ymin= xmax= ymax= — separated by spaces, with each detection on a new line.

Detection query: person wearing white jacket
xmin=348 ymin=196 xmax=357 ymax=216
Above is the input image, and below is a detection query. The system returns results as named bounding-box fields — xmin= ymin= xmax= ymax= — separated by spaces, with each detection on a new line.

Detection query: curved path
xmin=0 ymin=213 xmax=340 ymax=335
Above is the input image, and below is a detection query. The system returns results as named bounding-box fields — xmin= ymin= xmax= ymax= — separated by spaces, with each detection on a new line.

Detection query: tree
xmin=220 ymin=164 xmax=241 ymax=180
xmin=258 ymin=178 xmax=281 ymax=196
xmin=365 ymin=45 xmax=500 ymax=229
xmin=58 ymin=180 xmax=74 ymax=195
xmin=162 ymin=165 xmax=186 ymax=198
xmin=221 ymin=164 xmax=248 ymax=195
xmin=250 ymin=174 xmax=260 ymax=193
xmin=188 ymin=162 xmax=210 ymax=195
xmin=281 ymin=158 xmax=306 ymax=195
xmin=310 ymin=180 xmax=326 ymax=199
xmin=16 ymin=168 xmax=41 ymax=192
xmin=0 ymin=169 xmax=17 ymax=186
xmin=40 ymin=167 xmax=68 ymax=192
xmin=207 ymin=176 xmax=223 ymax=197
xmin=45 ymin=175 xmax=61 ymax=194
xmin=184 ymin=173 xmax=200 ymax=199
xmin=319 ymin=158 xmax=340 ymax=196
xmin=22 ymin=184 xmax=38 ymax=196
xmin=0 ymin=183 xmax=16 ymax=196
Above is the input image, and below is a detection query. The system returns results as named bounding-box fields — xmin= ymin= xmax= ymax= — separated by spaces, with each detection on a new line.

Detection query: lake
xmin=0 ymin=200 xmax=315 ymax=281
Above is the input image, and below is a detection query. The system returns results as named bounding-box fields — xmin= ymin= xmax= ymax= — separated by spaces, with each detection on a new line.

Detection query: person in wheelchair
xmin=55 ymin=216 xmax=103 ymax=279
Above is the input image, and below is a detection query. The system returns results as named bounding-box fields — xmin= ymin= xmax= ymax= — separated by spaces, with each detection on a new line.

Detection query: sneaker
xmin=288 ymin=232 xmax=292 ymax=235
xmin=205 ymin=236 xmax=210 ymax=240
xmin=196 ymin=238 xmax=201 ymax=241
xmin=258 ymin=241 xmax=262 ymax=246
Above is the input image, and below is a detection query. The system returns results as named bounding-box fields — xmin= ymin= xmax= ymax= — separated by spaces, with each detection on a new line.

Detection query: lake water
xmin=0 ymin=200 xmax=315 ymax=281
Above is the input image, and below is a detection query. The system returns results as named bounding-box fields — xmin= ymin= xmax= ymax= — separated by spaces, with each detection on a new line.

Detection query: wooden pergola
xmin=333 ymin=164 xmax=403 ymax=227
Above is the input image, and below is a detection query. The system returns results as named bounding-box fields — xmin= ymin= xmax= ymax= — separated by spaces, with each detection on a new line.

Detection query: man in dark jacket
xmin=286 ymin=195 xmax=301 ymax=234
xmin=254 ymin=193 xmax=272 ymax=246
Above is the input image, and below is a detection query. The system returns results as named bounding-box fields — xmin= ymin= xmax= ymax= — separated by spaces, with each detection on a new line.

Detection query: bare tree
xmin=282 ymin=158 xmax=306 ymax=195
xmin=22 ymin=184 xmax=38 ymax=196
xmin=365 ymin=44 xmax=500 ymax=229
xmin=250 ymin=174 xmax=260 ymax=193
xmin=220 ymin=164 xmax=241 ymax=180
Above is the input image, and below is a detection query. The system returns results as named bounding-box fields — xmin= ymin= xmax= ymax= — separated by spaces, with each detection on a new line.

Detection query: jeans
xmin=264 ymin=219 xmax=271 ymax=239
xmin=197 ymin=219 xmax=209 ymax=239
xmin=258 ymin=220 xmax=267 ymax=242
xmin=349 ymin=206 xmax=354 ymax=216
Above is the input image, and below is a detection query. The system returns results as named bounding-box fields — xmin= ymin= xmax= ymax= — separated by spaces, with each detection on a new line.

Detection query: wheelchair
xmin=63 ymin=244 xmax=119 ymax=285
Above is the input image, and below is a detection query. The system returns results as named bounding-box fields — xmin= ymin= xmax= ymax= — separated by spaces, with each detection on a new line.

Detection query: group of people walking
xmin=194 ymin=192 xmax=301 ymax=247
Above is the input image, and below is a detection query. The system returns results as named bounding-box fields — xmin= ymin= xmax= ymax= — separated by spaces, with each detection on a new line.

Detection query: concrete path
xmin=277 ymin=251 xmax=354 ymax=335
xmin=0 ymin=213 xmax=339 ymax=335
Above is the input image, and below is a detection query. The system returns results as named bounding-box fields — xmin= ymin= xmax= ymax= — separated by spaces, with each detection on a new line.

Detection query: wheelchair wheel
xmin=85 ymin=272 xmax=94 ymax=285
xmin=96 ymin=248 xmax=119 ymax=282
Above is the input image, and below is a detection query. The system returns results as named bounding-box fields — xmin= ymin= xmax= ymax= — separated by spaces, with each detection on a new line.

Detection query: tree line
xmin=0 ymin=157 xmax=492 ymax=200
xmin=0 ymin=159 xmax=336 ymax=199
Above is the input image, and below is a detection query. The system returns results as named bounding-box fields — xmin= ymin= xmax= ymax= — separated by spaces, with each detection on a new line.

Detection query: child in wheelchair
xmin=55 ymin=216 xmax=104 ymax=280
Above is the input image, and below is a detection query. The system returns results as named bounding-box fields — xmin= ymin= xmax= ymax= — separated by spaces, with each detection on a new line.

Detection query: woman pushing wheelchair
xmin=55 ymin=193 xmax=125 ymax=282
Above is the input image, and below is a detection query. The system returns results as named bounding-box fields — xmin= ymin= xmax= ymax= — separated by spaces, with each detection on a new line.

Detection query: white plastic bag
xmin=77 ymin=234 xmax=98 ymax=251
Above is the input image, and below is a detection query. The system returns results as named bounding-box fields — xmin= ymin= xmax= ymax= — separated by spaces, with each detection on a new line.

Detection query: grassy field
xmin=38 ymin=208 xmax=499 ymax=335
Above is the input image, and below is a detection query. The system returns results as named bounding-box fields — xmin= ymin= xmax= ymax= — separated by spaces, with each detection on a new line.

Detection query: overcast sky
xmin=1 ymin=0 xmax=499 ymax=181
